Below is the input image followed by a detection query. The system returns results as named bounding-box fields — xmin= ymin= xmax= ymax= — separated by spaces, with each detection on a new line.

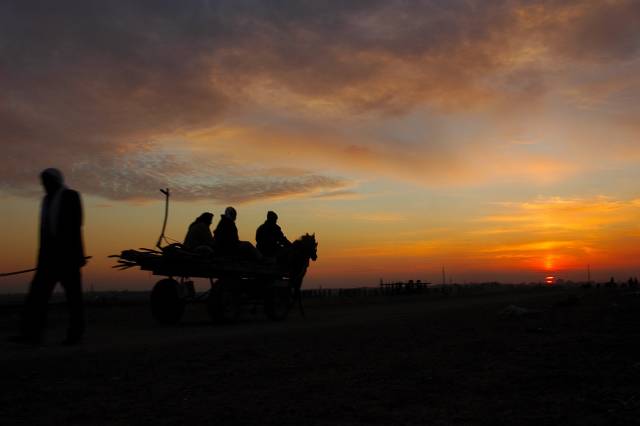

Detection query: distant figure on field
xmin=256 ymin=211 xmax=291 ymax=257
xmin=184 ymin=212 xmax=214 ymax=251
xmin=213 ymin=207 xmax=259 ymax=260
xmin=10 ymin=168 xmax=86 ymax=345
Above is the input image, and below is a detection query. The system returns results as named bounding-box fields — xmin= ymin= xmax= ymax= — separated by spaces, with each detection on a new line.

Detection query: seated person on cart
xmin=183 ymin=212 xmax=215 ymax=253
xmin=255 ymin=211 xmax=291 ymax=257
xmin=213 ymin=207 xmax=259 ymax=260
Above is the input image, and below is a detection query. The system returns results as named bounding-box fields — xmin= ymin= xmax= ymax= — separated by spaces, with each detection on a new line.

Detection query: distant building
xmin=379 ymin=279 xmax=430 ymax=294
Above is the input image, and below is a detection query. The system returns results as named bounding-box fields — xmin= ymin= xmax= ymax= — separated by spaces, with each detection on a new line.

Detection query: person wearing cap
xmin=183 ymin=212 xmax=215 ymax=251
xmin=10 ymin=168 xmax=86 ymax=345
xmin=212 ymin=207 xmax=260 ymax=259
xmin=212 ymin=207 xmax=240 ymax=255
xmin=255 ymin=211 xmax=291 ymax=257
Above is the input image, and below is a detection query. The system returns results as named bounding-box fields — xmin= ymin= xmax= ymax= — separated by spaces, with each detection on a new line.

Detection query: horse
xmin=279 ymin=233 xmax=318 ymax=316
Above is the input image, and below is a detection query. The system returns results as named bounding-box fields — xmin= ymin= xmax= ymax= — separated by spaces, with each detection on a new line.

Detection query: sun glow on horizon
xmin=544 ymin=254 xmax=555 ymax=271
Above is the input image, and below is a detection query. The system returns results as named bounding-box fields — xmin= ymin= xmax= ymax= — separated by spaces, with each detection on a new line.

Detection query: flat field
xmin=2 ymin=286 xmax=640 ymax=425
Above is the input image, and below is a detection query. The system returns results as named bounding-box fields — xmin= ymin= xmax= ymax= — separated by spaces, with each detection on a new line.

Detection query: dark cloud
xmin=1 ymin=145 xmax=349 ymax=203
xmin=1 ymin=0 xmax=638 ymax=200
xmin=550 ymin=1 xmax=640 ymax=62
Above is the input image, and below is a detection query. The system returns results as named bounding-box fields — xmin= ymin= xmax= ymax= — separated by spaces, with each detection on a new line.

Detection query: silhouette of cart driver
xmin=184 ymin=212 xmax=214 ymax=252
xmin=10 ymin=168 xmax=86 ymax=345
xmin=213 ymin=207 xmax=259 ymax=260
xmin=255 ymin=211 xmax=291 ymax=257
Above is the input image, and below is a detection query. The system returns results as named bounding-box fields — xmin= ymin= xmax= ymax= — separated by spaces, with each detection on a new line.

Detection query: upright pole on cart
xmin=156 ymin=188 xmax=170 ymax=250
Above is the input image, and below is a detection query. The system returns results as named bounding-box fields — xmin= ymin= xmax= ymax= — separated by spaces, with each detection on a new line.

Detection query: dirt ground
xmin=2 ymin=285 xmax=640 ymax=425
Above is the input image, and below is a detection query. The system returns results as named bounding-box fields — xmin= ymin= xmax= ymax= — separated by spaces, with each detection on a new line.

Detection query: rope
xmin=0 ymin=256 xmax=92 ymax=278
xmin=164 ymin=235 xmax=181 ymax=244
xmin=0 ymin=267 xmax=37 ymax=278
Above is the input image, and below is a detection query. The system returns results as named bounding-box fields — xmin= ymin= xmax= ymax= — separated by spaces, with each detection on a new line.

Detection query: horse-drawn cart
xmin=111 ymin=189 xmax=317 ymax=325
xmin=112 ymin=241 xmax=316 ymax=324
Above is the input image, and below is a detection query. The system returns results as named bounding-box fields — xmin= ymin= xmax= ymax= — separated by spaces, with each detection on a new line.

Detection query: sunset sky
xmin=2 ymin=0 xmax=640 ymax=291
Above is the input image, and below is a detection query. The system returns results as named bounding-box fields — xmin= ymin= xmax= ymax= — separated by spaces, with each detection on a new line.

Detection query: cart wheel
xmin=207 ymin=280 xmax=240 ymax=323
xmin=150 ymin=278 xmax=185 ymax=325
xmin=265 ymin=285 xmax=291 ymax=321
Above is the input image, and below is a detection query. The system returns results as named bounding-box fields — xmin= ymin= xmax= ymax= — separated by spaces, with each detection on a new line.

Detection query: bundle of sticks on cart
xmin=113 ymin=245 xmax=284 ymax=277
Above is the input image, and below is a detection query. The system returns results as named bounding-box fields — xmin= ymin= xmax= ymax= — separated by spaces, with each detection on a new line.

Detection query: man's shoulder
xmin=62 ymin=188 xmax=80 ymax=197
xmin=194 ymin=222 xmax=210 ymax=231
xmin=61 ymin=188 xmax=81 ymax=202
xmin=219 ymin=217 xmax=236 ymax=230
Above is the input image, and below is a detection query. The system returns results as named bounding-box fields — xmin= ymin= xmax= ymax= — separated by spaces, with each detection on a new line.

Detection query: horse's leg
xmin=296 ymin=287 xmax=306 ymax=318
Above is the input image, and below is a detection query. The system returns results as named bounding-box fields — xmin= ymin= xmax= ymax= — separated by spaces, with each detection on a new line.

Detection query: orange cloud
xmin=471 ymin=196 xmax=640 ymax=273
xmin=308 ymin=195 xmax=640 ymax=281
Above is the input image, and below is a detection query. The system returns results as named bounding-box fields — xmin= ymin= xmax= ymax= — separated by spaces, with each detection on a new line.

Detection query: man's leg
xmin=21 ymin=269 xmax=57 ymax=342
xmin=61 ymin=268 xmax=84 ymax=342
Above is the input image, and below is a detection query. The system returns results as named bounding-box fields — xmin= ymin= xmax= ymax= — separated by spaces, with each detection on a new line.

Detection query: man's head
xmin=267 ymin=211 xmax=278 ymax=223
xmin=197 ymin=212 xmax=214 ymax=225
xmin=40 ymin=168 xmax=64 ymax=195
xmin=224 ymin=206 xmax=237 ymax=221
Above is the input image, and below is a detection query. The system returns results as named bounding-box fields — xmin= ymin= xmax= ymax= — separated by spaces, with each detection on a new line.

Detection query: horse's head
xmin=287 ymin=233 xmax=318 ymax=287
xmin=296 ymin=233 xmax=318 ymax=261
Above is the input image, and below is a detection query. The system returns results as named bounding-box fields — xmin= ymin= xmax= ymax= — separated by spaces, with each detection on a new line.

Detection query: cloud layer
xmin=1 ymin=0 xmax=639 ymax=201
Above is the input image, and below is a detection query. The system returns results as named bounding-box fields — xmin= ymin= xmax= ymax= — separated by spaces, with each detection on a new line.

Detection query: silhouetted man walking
xmin=11 ymin=168 xmax=86 ymax=345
